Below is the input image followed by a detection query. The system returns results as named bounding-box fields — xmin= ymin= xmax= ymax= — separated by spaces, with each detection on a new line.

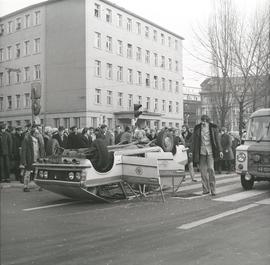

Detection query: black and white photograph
xmin=0 ymin=0 xmax=270 ymax=264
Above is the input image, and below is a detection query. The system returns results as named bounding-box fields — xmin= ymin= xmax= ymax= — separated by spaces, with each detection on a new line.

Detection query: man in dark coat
xmin=67 ymin=126 xmax=82 ymax=149
xmin=12 ymin=126 xmax=24 ymax=181
xmin=53 ymin=126 xmax=68 ymax=149
xmin=192 ymin=115 xmax=223 ymax=195
xmin=0 ymin=123 xmax=12 ymax=182
xmin=221 ymin=127 xmax=234 ymax=174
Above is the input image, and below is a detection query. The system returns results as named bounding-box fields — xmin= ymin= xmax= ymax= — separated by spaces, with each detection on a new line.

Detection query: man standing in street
xmin=0 ymin=123 xmax=12 ymax=183
xmin=192 ymin=115 xmax=223 ymax=196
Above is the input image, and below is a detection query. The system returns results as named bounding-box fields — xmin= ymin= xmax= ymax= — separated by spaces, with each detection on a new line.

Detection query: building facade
xmin=0 ymin=0 xmax=184 ymax=129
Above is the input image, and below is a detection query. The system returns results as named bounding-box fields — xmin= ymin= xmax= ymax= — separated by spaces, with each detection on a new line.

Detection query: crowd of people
xmin=0 ymin=118 xmax=241 ymax=194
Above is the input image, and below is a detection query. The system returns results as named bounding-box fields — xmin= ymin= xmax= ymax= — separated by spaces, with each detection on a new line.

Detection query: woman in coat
xmin=220 ymin=127 xmax=234 ymax=173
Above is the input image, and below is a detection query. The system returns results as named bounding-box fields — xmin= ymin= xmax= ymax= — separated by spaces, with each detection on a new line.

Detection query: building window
xmin=175 ymin=81 xmax=179 ymax=93
xmin=137 ymin=95 xmax=142 ymax=105
xmin=64 ymin=118 xmax=70 ymax=128
xmin=7 ymin=21 xmax=13 ymax=34
xmin=24 ymin=93 xmax=30 ymax=108
xmin=137 ymin=71 xmax=142 ymax=85
xmin=106 ymin=63 xmax=113 ymax=79
xmin=0 ymin=49 xmax=3 ymax=62
xmin=25 ymin=14 xmax=30 ymax=28
xmin=107 ymin=118 xmax=113 ymax=129
xmin=16 ymin=71 xmax=20 ymax=83
xmin=145 ymin=26 xmax=149 ymax=38
xmin=117 ymin=40 xmax=123 ymax=56
xmin=117 ymin=14 xmax=122 ymax=27
xmin=145 ymin=73 xmax=150 ymax=87
xmin=154 ymin=53 xmax=158 ymax=67
xmin=162 ymin=100 xmax=166 ymax=112
xmin=106 ymin=9 xmax=112 ymax=23
xmin=145 ymin=50 xmax=150 ymax=64
xmin=175 ymin=60 xmax=179 ymax=72
xmin=117 ymin=66 xmax=123 ymax=81
xmin=95 ymin=88 xmax=101 ymax=104
xmin=73 ymin=117 xmax=80 ymax=128
xmin=127 ymin=69 xmax=133 ymax=84
xmin=168 ymin=36 xmax=171 ymax=47
xmin=7 ymin=71 xmax=11 ymax=85
xmin=54 ymin=118 xmax=60 ymax=128
xmin=90 ymin=117 xmax=97 ymax=128
xmin=153 ymin=76 xmax=158 ymax=89
xmin=176 ymin=102 xmax=179 ymax=113
xmin=0 ymin=72 xmax=3 ymax=86
xmin=118 ymin=92 xmax=123 ymax=106
xmin=146 ymin=97 xmax=150 ymax=110
xmin=127 ymin=18 xmax=132 ymax=32
xmin=16 ymin=94 xmax=20 ymax=109
xmin=168 ymin=58 xmax=172 ymax=70
xmin=34 ymin=64 xmax=41 ymax=80
xmin=34 ymin=38 xmax=40 ymax=53
xmin=162 ymin=78 xmax=165 ymax=90
xmin=0 ymin=97 xmax=3 ymax=111
xmin=24 ymin=41 xmax=30 ymax=56
xmin=161 ymin=33 xmax=165 ymax=45
xmin=169 ymin=80 xmax=172 ymax=92
xmin=0 ymin=24 xmax=4 ymax=35
xmin=154 ymin=98 xmax=158 ymax=112
xmin=136 ymin=22 xmax=141 ymax=34
xmin=16 ymin=43 xmax=21 ymax=58
xmin=107 ymin=90 xmax=113 ymax=105
xmin=169 ymin=101 xmax=172 ymax=112
xmin=161 ymin=56 xmax=165 ymax=68
xmin=16 ymin=17 xmax=22 ymax=30
xmin=7 ymin=96 xmax=12 ymax=110
xmin=94 ymin=60 xmax=101 ymax=77
xmin=24 ymin=67 xmax=30 ymax=81
xmin=127 ymin=43 xmax=133 ymax=58
xmin=128 ymin=94 xmax=133 ymax=109
xmin=34 ymin=11 xmax=41 ymax=25
xmin=94 ymin=3 xmax=100 ymax=18
xmin=175 ymin=39 xmax=178 ymax=50
xmin=153 ymin=30 xmax=157 ymax=41
xmin=94 ymin=32 xmax=101 ymax=48
xmin=7 ymin=46 xmax=12 ymax=60
xmin=106 ymin=36 xmax=112 ymax=52
xmin=136 ymin=47 xmax=141 ymax=61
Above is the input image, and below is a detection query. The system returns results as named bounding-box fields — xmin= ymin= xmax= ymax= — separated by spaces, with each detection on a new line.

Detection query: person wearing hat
xmin=12 ymin=126 xmax=24 ymax=182
xmin=0 ymin=123 xmax=12 ymax=183
xmin=192 ymin=115 xmax=223 ymax=196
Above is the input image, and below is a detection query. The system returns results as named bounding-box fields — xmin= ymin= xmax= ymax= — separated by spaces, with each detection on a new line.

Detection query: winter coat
xmin=53 ymin=133 xmax=68 ymax=149
xmin=80 ymin=134 xmax=92 ymax=148
xmin=0 ymin=131 xmax=12 ymax=156
xmin=12 ymin=133 xmax=23 ymax=160
xmin=67 ymin=133 xmax=83 ymax=149
xmin=221 ymin=133 xmax=234 ymax=160
xmin=192 ymin=123 xmax=222 ymax=164
xmin=182 ymin=131 xmax=193 ymax=163
xmin=21 ymin=134 xmax=45 ymax=170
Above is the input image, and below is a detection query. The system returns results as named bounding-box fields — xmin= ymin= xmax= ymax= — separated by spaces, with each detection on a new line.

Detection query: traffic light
xmin=134 ymin=104 xmax=143 ymax=118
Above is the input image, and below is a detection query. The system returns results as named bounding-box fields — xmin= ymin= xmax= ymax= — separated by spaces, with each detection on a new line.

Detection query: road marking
xmin=192 ymin=183 xmax=240 ymax=196
xmin=177 ymin=203 xmax=259 ymax=230
xmin=23 ymin=201 xmax=79 ymax=211
xmin=255 ymin=198 xmax=270 ymax=205
xmin=213 ymin=190 xmax=268 ymax=202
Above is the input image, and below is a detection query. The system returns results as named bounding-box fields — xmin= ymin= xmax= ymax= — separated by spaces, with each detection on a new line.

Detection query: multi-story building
xmin=0 ymin=0 xmax=184 ymax=129
xmin=183 ymin=85 xmax=201 ymax=129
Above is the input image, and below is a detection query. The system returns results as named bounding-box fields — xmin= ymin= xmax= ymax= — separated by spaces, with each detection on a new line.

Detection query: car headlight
xmin=237 ymin=152 xmax=246 ymax=162
xmin=39 ymin=171 xmax=44 ymax=178
xmin=68 ymin=172 xmax=74 ymax=180
xmin=75 ymin=172 xmax=81 ymax=180
xmin=44 ymin=171 xmax=48 ymax=179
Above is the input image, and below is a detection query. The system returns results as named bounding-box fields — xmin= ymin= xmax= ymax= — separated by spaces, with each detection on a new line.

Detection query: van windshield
xmin=246 ymin=116 xmax=270 ymax=142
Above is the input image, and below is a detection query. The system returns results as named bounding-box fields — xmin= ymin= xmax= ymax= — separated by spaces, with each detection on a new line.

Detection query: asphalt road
xmin=1 ymin=174 xmax=270 ymax=265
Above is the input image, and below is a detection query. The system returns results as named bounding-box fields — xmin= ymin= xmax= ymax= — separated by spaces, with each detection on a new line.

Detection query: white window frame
xmin=7 ymin=96 xmax=12 ymax=110
xmin=145 ymin=50 xmax=150 ymax=64
xmin=106 ymin=63 xmax=113 ymax=79
xmin=24 ymin=41 xmax=30 ymax=56
xmin=34 ymin=38 xmax=40 ymax=53
xmin=106 ymin=9 xmax=112 ymax=23
xmin=95 ymin=88 xmax=101 ymax=104
xmin=127 ymin=69 xmax=133 ymax=84
xmin=117 ymin=40 xmax=123 ymax=56
xmin=118 ymin=92 xmax=123 ymax=106
xmin=24 ymin=67 xmax=30 ymax=82
xmin=34 ymin=11 xmax=41 ymax=25
xmin=136 ymin=47 xmax=141 ymax=61
xmin=94 ymin=32 xmax=101 ymax=48
xmin=145 ymin=26 xmax=149 ymax=38
xmin=94 ymin=3 xmax=100 ymax=18
xmin=106 ymin=36 xmax=112 ymax=52
xmin=136 ymin=22 xmax=141 ymax=34
xmin=34 ymin=64 xmax=41 ymax=80
xmin=137 ymin=71 xmax=142 ymax=85
xmin=117 ymin=66 xmax=123 ymax=81
xmin=145 ymin=73 xmax=150 ymax=87
xmin=16 ymin=94 xmax=20 ymax=109
xmin=16 ymin=17 xmax=22 ymax=30
xmin=117 ymin=14 xmax=122 ymax=27
xmin=127 ymin=43 xmax=133 ymax=58
xmin=25 ymin=14 xmax=30 ymax=28
xmin=107 ymin=90 xmax=113 ymax=105
xmin=94 ymin=60 xmax=101 ymax=77
xmin=127 ymin=18 xmax=132 ymax=32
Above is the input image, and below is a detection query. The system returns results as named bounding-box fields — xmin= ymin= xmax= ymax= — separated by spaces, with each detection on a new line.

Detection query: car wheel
xmin=156 ymin=129 xmax=174 ymax=152
xmin=241 ymin=173 xmax=254 ymax=190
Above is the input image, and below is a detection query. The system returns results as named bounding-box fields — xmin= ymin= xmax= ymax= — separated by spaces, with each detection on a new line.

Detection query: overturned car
xmin=34 ymin=129 xmax=188 ymax=202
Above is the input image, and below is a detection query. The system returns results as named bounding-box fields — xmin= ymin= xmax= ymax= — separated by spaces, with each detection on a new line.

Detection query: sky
xmin=0 ymin=0 xmax=267 ymax=87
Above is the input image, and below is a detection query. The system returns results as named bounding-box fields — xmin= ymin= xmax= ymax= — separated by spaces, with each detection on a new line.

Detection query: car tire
xmin=241 ymin=173 xmax=254 ymax=190
xmin=156 ymin=129 xmax=174 ymax=152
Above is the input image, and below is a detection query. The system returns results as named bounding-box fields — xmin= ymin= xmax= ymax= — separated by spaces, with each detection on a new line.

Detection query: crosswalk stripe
xmin=193 ymin=183 xmax=240 ymax=196
xmin=213 ymin=190 xmax=268 ymax=202
xmin=255 ymin=198 xmax=270 ymax=205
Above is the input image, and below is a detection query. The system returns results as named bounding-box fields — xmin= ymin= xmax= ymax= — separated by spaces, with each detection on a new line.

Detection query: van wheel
xmin=241 ymin=173 xmax=254 ymax=190
xmin=156 ymin=129 xmax=174 ymax=152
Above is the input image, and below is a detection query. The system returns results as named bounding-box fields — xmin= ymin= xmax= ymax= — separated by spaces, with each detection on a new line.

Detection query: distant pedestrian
xmin=0 ymin=123 xmax=12 ymax=183
xmin=67 ymin=126 xmax=81 ymax=149
xmin=192 ymin=115 xmax=223 ymax=196
xmin=120 ymin=126 xmax=132 ymax=144
xmin=114 ymin=125 xmax=123 ymax=145
xmin=21 ymin=127 xmax=45 ymax=192
xmin=220 ymin=127 xmax=234 ymax=174
xmin=53 ymin=126 xmax=68 ymax=148
xmin=12 ymin=126 xmax=24 ymax=181
xmin=80 ymin=128 xmax=92 ymax=148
